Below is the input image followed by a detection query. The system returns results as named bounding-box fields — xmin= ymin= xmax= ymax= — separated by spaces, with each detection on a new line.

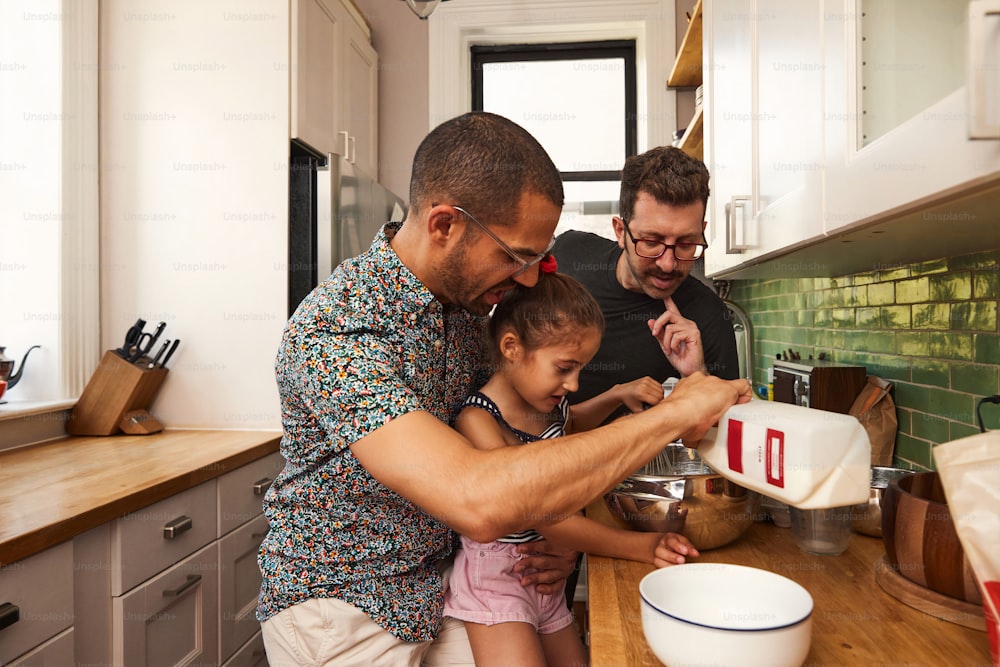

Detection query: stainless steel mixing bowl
xmin=604 ymin=443 xmax=759 ymax=550
xmin=850 ymin=465 xmax=913 ymax=537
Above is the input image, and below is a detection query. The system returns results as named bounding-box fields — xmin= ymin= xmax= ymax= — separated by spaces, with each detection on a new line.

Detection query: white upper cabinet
xmin=341 ymin=23 xmax=378 ymax=176
xmin=291 ymin=0 xmax=378 ymax=174
xmin=703 ymin=0 xmax=826 ymax=276
xmin=291 ymin=0 xmax=341 ymax=156
xmin=703 ymin=0 xmax=755 ymax=275
xmin=703 ymin=0 xmax=1000 ymax=278
xmin=824 ymin=0 xmax=1000 ymax=232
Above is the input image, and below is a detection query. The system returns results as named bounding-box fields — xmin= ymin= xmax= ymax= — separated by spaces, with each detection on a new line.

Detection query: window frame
xmin=470 ymin=40 xmax=638 ymax=182
xmin=0 ymin=0 xmax=100 ymax=431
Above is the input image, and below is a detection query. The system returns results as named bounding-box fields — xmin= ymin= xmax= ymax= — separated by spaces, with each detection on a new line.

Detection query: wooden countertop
xmin=0 ymin=430 xmax=281 ymax=565
xmin=586 ymin=500 xmax=992 ymax=666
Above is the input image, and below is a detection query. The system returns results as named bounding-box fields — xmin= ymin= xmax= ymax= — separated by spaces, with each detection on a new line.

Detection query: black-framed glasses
xmin=620 ymin=218 xmax=708 ymax=261
xmin=452 ymin=205 xmax=556 ymax=277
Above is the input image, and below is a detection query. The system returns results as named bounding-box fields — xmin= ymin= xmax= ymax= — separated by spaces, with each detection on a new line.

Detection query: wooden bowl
xmin=881 ymin=471 xmax=981 ymax=604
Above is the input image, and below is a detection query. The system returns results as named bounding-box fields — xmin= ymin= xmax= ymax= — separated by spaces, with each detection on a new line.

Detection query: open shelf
xmin=667 ymin=0 xmax=702 ymax=88
xmin=678 ymin=106 xmax=703 ymax=160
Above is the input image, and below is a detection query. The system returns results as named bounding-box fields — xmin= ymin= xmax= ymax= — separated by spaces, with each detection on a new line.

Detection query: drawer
xmin=218 ymin=451 xmax=283 ymax=536
xmin=219 ymin=514 xmax=268 ymax=663
xmin=6 ymin=627 xmax=74 ymax=667
xmin=222 ymin=630 xmax=268 ymax=667
xmin=0 ymin=541 xmax=73 ymax=665
xmin=113 ymin=542 xmax=219 ymax=667
xmin=111 ymin=480 xmax=217 ymax=596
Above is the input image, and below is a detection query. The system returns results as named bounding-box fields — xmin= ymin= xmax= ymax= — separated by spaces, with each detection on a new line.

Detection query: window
xmin=472 ymin=40 xmax=636 ymax=206
xmin=470 ymin=40 xmax=639 ymax=238
xmin=429 ymin=0 xmax=678 ymax=238
xmin=0 ymin=0 xmax=99 ymax=417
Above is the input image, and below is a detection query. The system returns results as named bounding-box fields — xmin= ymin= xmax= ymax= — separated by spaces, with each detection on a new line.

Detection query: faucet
xmin=713 ymin=280 xmax=754 ymax=382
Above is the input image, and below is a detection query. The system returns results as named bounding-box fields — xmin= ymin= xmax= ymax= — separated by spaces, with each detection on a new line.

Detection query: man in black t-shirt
xmin=553 ymin=147 xmax=739 ymax=409
xmin=553 ymin=146 xmax=740 ymax=610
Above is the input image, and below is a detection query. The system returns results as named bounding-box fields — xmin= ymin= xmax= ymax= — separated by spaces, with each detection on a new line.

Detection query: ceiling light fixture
xmin=401 ymin=0 xmax=449 ymax=20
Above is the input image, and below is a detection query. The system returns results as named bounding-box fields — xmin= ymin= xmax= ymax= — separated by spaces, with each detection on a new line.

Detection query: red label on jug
xmin=727 ymin=419 xmax=744 ymax=473
xmin=766 ymin=428 xmax=784 ymax=487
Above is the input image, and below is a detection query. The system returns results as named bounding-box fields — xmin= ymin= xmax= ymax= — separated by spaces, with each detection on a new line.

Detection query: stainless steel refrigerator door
xmin=337 ymin=158 xmax=383 ymax=261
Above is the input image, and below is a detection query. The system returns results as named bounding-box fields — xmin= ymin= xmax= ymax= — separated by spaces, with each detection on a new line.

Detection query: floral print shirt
xmin=257 ymin=222 xmax=486 ymax=642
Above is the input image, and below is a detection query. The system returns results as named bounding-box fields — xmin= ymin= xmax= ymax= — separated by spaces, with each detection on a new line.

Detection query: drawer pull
xmin=163 ymin=515 xmax=193 ymax=539
xmin=0 ymin=602 xmax=19 ymax=631
xmin=253 ymin=477 xmax=273 ymax=496
xmin=162 ymin=574 xmax=201 ymax=598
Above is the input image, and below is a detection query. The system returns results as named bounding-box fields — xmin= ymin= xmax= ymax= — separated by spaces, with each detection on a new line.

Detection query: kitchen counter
xmin=586 ymin=500 xmax=992 ymax=666
xmin=0 ymin=430 xmax=281 ymax=565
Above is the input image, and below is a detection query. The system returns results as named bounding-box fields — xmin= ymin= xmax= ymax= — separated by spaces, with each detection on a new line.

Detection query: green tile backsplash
xmin=728 ymin=249 xmax=1000 ymax=471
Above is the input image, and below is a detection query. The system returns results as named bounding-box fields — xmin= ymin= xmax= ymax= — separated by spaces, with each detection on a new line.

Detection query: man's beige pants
xmin=261 ymin=597 xmax=475 ymax=667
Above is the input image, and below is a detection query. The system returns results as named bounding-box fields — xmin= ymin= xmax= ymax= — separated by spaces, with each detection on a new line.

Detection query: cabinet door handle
xmin=162 ymin=515 xmax=193 ymax=539
xmin=162 ymin=574 xmax=202 ymax=598
xmin=339 ymin=130 xmax=350 ymax=159
xmin=253 ymin=477 xmax=273 ymax=495
xmin=725 ymin=195 xmax=753 ymax=254
xmin=0 ymin=602 xmax=19 ymax=631
xmin=347 ymin=135 xmax=356 ymax=164
xmin=968 ymin=1 xmax=1000 ymax=138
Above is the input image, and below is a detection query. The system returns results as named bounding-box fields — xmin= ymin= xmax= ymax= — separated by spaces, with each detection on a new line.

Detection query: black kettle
xmin=0 ymin=345 xmax=41 ymax=390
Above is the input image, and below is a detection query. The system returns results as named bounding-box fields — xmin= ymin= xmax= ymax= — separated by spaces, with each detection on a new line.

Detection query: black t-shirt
xmin=552 ymin=230 xmax=739 ymax=404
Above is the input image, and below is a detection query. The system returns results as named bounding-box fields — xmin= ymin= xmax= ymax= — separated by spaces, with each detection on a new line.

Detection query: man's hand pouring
xmin=660 ymin=372 xmax=753 ymax=447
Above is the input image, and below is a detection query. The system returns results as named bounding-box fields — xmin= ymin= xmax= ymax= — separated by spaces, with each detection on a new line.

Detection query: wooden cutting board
xmin=875 ymin=554 xmax=986 ymax=631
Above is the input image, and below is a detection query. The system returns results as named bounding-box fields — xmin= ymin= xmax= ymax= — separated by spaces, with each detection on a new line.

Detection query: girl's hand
xmin=614 ymin=376 xmax=667 ymax=413
xmin=651 ymin=532 xmax=700 ymax=567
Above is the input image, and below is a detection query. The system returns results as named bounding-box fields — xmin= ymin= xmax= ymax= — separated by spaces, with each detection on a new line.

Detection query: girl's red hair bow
xmin=539 ymin=254 xmax=558 ymax=274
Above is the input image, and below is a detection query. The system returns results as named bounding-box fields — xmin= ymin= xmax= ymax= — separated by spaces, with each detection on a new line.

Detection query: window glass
xmin=481 ymin=58 xmax=626 ymax=175
xmin=472 ymin=40 xmax=636 ymax=186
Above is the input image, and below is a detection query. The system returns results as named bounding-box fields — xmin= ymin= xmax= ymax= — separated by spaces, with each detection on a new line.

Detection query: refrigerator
xmin=288 ymin=139 xmax=407 ymax=317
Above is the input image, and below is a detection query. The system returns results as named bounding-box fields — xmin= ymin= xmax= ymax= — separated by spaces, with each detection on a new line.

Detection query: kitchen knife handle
xmin=159 ymin=339 xmax=180 ymax=368
xmin=149 ymin=339 xmax=170 ymax=368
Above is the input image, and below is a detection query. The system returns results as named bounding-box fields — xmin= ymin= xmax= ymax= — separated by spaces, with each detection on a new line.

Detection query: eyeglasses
xmin=620 ymin=218 xmax=708 ymax=261
xmin=452 ymin=205 xmax=556 ymax=277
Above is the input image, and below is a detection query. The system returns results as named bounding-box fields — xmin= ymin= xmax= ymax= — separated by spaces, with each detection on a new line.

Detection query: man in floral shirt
xmin=258 ymin=112 xmax=751 ymax=666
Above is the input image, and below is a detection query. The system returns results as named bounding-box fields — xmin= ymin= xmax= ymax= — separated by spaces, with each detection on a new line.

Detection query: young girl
xmin=443 ymin=256 xmax=699 ymax=667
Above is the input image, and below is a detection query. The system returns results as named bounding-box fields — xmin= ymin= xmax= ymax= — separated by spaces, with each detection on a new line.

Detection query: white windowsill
xmin=0 ymin=399 xmax=76 ymax=422
xmin=0 ymin=400 xmax=76 ymax=453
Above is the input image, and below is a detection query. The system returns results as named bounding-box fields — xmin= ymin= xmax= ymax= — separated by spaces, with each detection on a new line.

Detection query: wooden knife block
xmin=67 ymin=350 xmax=168 ymax=436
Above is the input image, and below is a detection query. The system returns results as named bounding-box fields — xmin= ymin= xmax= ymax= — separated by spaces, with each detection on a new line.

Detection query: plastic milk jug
xmin=695 ymin=399 xmax=871 ymax=509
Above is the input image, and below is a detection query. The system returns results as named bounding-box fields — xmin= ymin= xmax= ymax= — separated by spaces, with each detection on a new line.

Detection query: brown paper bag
xmin=934 ymin=432 xmax=1000 ymax=666
xmin=849 ymin=376 xmax=897 ymax=467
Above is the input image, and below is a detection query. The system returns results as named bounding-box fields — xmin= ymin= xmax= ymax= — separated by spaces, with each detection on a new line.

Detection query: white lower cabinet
xmin=0 ymin=541 xmax=73 ymax=665
xmin=219 ymin=515 xmax=269 ymax=663
xmin=74 ymin=452 xmax=280 ymax=666
xmin=114 ymin=543 xmax=219 ymax=667
xmin=6 ymin=628 xmax=74 ymax=667
xmin=222 ymin=631 xmax=267 ymax=667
